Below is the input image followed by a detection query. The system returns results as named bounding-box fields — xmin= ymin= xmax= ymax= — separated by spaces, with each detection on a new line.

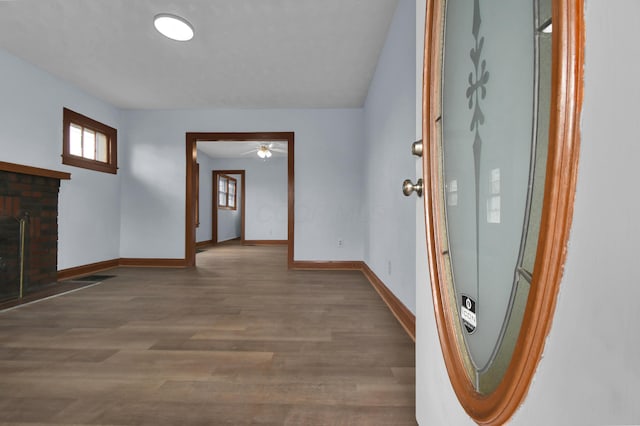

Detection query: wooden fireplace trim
xmin=0 ymin=161 xmax=71 ymax=180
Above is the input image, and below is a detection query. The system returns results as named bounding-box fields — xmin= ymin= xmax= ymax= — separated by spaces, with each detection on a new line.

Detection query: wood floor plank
xmin=0 ymin=243 xmax=416 ymax=424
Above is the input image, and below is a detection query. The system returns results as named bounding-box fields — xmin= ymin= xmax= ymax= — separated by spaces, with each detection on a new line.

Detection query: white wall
xmin=120 ymin=109 xmax=365 ymax=261
xmin=363 ymin=0 xmax=417 ymax=313
xmin=0 ymin=50 xmax=367 ymax=266
xmin=209 ymin=157 xmax=287 ymax=242
xmin=415 ymin=1 xmax=640 ymax=424
xmin=0 ymin=50 xmax=122 ymax=270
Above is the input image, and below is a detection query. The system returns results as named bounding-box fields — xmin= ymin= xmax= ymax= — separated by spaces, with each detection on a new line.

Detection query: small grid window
xmin=228 ymin=180 xmax=236 ymax=208
xmin=218 ymin=174 xmax=237 ymax=210
xmin=63 ymin=108 xmax=117 ymax=174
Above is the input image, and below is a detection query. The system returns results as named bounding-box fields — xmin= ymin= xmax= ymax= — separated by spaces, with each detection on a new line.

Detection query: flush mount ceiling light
xmin=154 ymin=13 xmax=194 ymax=41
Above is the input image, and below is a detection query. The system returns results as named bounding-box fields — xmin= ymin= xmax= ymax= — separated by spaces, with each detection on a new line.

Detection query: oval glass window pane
xmin=441 ymin=0 xmax=534 ymax=371
xmin=522 ymin=14 xmax=552 ymax=274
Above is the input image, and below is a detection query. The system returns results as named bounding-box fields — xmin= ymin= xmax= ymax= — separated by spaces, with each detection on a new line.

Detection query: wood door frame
xmin=212 ymin=170 xmax=246 ymax=245
xmin=185 ymin=132 xmax=294 ymax=268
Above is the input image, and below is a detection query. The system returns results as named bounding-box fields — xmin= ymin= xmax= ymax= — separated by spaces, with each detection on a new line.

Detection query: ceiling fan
xmin=242 ymin=143 xmax=287 ymax=160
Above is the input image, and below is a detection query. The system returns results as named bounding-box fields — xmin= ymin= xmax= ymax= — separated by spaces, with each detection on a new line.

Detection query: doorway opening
xmin=185 ymin=132 xmax=294 ymax=268
xmin=212 ymin=170 xmax=245 ymax=245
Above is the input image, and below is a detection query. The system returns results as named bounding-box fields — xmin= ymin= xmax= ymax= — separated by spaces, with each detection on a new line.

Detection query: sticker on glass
xmin=461 ymin=295 xmax=477 ymax=334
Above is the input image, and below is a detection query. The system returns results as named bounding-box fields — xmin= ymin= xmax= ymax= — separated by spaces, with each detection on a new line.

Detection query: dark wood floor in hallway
xmin=0 ymin=243 xmax=416 ymax=425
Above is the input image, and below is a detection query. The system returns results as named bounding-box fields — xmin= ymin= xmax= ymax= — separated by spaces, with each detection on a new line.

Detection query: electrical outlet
xmin=388 ymin=260 xmax=392 ymax=275
xmin=337 ymin=239 xmax=344 ymax=248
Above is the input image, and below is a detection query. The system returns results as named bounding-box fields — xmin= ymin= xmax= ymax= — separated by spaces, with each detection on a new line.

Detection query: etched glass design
xmin=440 ymin=0 xmax=550 ymax=391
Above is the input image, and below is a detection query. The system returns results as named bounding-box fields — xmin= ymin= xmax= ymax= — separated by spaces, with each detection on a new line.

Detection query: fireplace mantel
xmin=0 ymin=161 xmax=71 ymax=180
xmin=1 ymin=163 xmax=69 ymax=302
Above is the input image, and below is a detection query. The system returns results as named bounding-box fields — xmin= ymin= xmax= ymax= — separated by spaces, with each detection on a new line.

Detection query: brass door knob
xmin=403 ymin=178 xmax=423 ymax=197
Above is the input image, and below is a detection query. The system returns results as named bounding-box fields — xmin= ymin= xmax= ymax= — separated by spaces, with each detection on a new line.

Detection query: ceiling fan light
xmin=154 ymin=14 xmax=194 ymax=41
xmin=257 ymin=145 xmax=272 ymax=159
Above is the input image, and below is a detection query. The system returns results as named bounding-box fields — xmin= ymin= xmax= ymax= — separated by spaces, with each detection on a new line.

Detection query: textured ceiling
xmin=0 ymin=0 xmax=399 ymax=109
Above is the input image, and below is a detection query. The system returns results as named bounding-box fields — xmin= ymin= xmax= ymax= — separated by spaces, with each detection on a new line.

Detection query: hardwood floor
xmin=0 ymin=244 xmax=416 ymax=425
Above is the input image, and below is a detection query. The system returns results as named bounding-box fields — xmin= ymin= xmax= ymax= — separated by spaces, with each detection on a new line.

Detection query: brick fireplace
xmin=0 ymin=162 xmax=70 ymax=302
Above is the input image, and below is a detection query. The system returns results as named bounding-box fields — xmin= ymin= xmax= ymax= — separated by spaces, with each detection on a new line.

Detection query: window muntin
xmin=63 ymin=108 xmax=117 ymax=174
xmin=218 ymin=174 xmax=237 ymax=210
xmin=218 ymin=176 xmax=228 ymax=206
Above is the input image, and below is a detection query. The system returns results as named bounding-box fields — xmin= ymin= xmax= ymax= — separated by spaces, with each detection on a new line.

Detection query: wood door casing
xmin=185 ymin=132 xmax=295 ymax=268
